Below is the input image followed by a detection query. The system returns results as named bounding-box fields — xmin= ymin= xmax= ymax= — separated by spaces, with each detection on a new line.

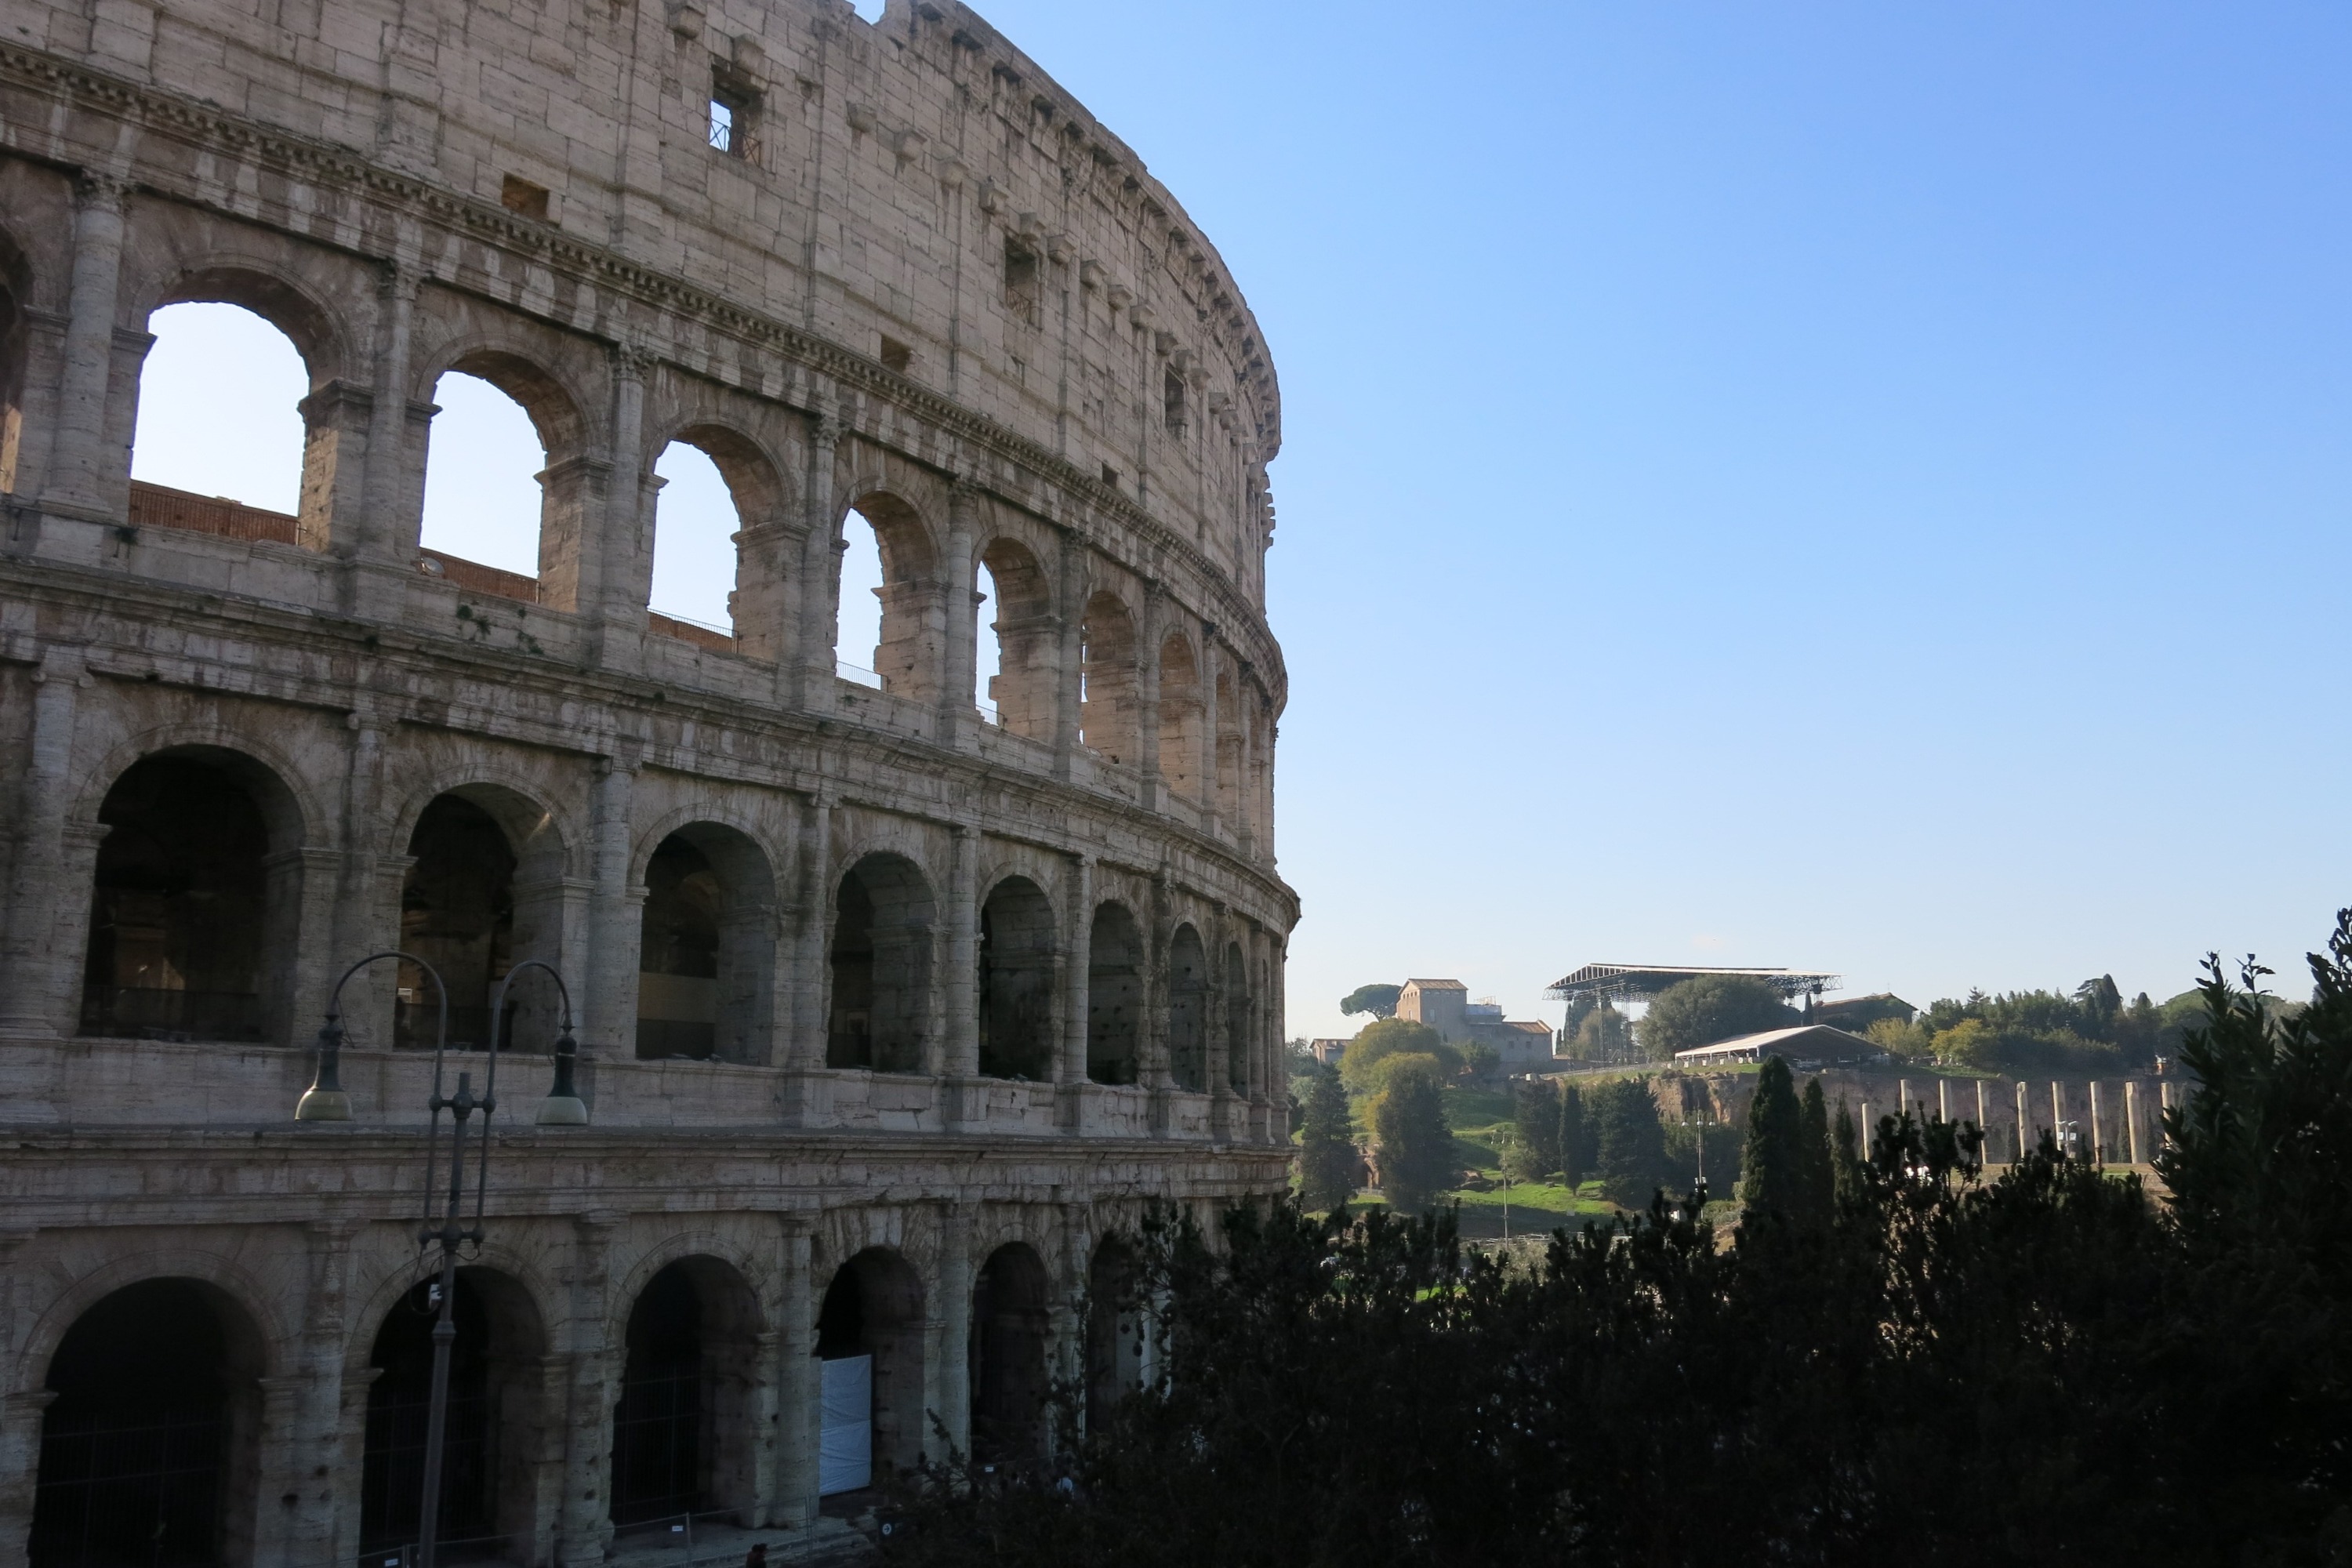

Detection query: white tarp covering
xmin=818 ymin=1354 xmax=873 ymax=1496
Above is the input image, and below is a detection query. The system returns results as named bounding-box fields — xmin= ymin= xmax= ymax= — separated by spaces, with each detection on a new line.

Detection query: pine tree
xmin=1832 ymin=1094 xmax=1867 ymax=1208
xmin=1797 ymin=1077 xmax=1835 ymax=1228
xmin=1374 ymin=1065 xmax=1457 ymax=1214
xmin=1558 ymin=1082 xmax=1591 ymax=1189
xmin=1738 ymin=1055 xmax=1806 ymax=1218
xmin=1592 ymin=1076 xmax=1668 ymax=1205
xmin=1514 ymin=1078 xmax=1562 ymax=1177
xmin=1295 ymin=1069 xmax=1358 ymax=1213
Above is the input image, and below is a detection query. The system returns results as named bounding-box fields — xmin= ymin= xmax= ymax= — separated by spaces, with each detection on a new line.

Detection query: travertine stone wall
xmin=0 ymin=0 xmax=1294 ymax=1559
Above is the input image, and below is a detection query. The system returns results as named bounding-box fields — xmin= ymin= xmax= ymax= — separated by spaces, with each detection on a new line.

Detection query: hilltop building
xmin=1396 ymin=979 xmax=1557 ymax=1069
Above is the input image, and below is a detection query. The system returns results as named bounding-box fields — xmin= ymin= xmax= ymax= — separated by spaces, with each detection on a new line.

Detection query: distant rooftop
xmin=1403 ymin=978 xmax=1468 ymax=990
xmin=1672 ymin=1023 xmax=1878 ymax=1063
xmin=1548 ymin=964 xmax=1842 ymax=1001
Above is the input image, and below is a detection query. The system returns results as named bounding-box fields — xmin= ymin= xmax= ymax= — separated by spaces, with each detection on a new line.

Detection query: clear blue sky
xmin=131 ymin=2 xmax=2352 ymax=1044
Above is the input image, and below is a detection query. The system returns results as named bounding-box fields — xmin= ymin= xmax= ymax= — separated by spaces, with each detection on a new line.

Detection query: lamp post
xmin=411 ymin=957 xmax=579 ymax=1568
xmin=299 ymin=952 xmax=585 ymax=1567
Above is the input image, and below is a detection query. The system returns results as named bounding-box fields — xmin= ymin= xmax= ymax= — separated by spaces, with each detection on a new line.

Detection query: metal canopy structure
xmin=1546 ymin=964 xmax=1843 ymax=1003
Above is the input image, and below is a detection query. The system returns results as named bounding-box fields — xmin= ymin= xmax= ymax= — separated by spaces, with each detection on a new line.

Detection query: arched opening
xmin=397 ymin=787 xmax=566 ymax=1054
xmin=399 ymin=796 xmax=515 ymax=1051
xmin=1084 ymin=1240 xmax=1144 ymax=1436
xmin=1225 ymin=941 xmax=1252 ymax=1096
xmin=80 ymin=750 xmax=299 ymax=1044
xmin=610 ymin=1258 xmax=762 ymax=1531
xmin=977 ymin=876 xmax=1055 ymax=1082
xmin=1167 ymin=924 xmax=1208 ymax=1093
xmin=31 ymin=1279 xmax=266 ymax=1568
xmin=1078 ymin=591 xmax=1138 ymax=766
xmin=637 ymin=834 xmax=717 ymax=1060
xmin=837 ymin=493 xmax=940 ymax=701
xmin=126 ymin=299 xmax=318 ymax=548
xmin=637 ymin=826 xmax=775 ymax=1064
xmin=813 ymin=1249 xmax=927 ymax=1492
xmin=969 ymin=1244 xmax=1051 ymax=1468
xmin=417 ymin=354 xmax=584 ymax=609
xmin=360 ymin=1268 xmax=546 ymax=1560
xmin=977 ymin=539 xmax=1054 ymax=741
xmin=645 ymin=426 xmax=791 ymax=658
xmin=1087 ymin=903 xmax=1142 ymax=1087
xmin=1156 ymin=633 xmax=1202 ymax=801
xmin=827 ymin=854 xmax=934 ymax=1074
xmin=1214 ymin=666 xmax=1243 ymax=826
xmin=646 ymin=441 xmax=738 ymax=645
xmin=0 ymin=231 xmax=34 ymax=495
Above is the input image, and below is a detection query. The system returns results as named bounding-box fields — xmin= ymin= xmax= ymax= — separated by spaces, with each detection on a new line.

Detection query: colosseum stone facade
xmin=0 ymin=0 xmax=1294 ymax=1561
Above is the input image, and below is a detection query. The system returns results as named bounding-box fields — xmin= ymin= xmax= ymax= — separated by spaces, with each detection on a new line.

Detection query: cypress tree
xmin=1514 ymin=1078 xmax=1562 ymax=1177
xmin=1592 ymin=1076 xmax=1668 ymax=1205
xmin=1374 ymin=1065 xmax=1457 ymax=1214
xmin=1832 ymin=1094 xmax=1867 ymax=1208
xmin=1558 ymin=1082 xmax=1591 ymax=1189
xmin=1797 ymin=1077 xmax=1835 ymax=1228
xmin=1738 ymin=1055 xmax=1806 ymax=1218
xmin=1296 ymin=1069 xmax=1359 ymax=1213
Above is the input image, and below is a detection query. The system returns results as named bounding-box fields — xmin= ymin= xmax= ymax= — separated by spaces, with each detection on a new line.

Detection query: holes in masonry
xmin=499 ymin=176 xmax=550 ymax=221
xmin=879 ymin=336 xmax=912 ymax=375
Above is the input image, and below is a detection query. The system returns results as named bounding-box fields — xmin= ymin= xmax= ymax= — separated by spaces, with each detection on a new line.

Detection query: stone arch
xmin=1156 ymin=630 xmax=1203 ymax=802
xmin=140 ymin=258 xmax=351 ymax=386
xmin=828 ymin=851 xmax=935 ymax=1073
xmin=814 ymin=1247 xmax=927 ymax=1484
xmin=609 ymin=1254 xmax=766 ymax=1529
xmin=0 ymin=219 xmax=34 ymax=495
xmin=1087 ymin=902 xmax=1143 ymax=1086
xmin=75 ymin=740 xmax=313 ymax=1047
xmin=1079 ymin=589 xmax=1140 ymax=766
xmin=393 ymin=779 xmax=574 ymax=1054
xmin=1084 ymin=1236 xmax=1145 ymax=1434
xmin=30 ymin=1276 xmax=272 ymax=1568
xmin=646 ymin=419 xmax=796 ymax=660
xmin=1167 ymin=923 xmax=1208 ymax=1092
xmin=837 ymin=488 xmax=943 ymax=701
xmin=969 ymin=1243 xmax=1052 ymax=1467
xmin=358 ymin=1263 xmax=550 ymax=1559
xmin=977 ymin=873 xmax=1056 ymax=1082
xmin=1224 ymin=938 xmax=1252 ymax=1095
xmin=125 ymin=256 xmax=356 ymax=551
xmin=634 ymin=821 xmax=779 ymax=1065
xmin=1214 ymin=663 xmax=1243 ymax=826
xmin=411 ymin=334 xmax=598 ymax=609
xmin=975 ymin=535 xmax=1054 ymax=740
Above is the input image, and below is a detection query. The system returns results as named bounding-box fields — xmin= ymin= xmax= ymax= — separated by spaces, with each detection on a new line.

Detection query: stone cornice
xmin=0 ymin=42 xmax=1290 ymax=699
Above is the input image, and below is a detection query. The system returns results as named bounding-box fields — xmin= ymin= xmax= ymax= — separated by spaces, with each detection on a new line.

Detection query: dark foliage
xmin=1555 ymin=1081 xmax=1592 ymax=1188
xmin=887 ymin=916 xmax=2352 ymax=1566
xmin=1294 ymin=1068 xmax=1357 ymax=1213
xmin=1512 ymin=1077 xmax=1561 ymax=1177
xmin=1588 ymin=1075 xmax=1668 ymax=1204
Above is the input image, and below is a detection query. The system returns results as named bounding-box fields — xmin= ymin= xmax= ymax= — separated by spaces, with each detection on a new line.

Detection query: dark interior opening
xmin=399 ymin=796 xmax=517 ymax=1050
xmin=637 ymin=835 xmax=721 ymax=1061
xmin=361 ymin=1276 xmax=494 ymax=1557
xmin=610 ymin=1265 xmax=705 ymax=1526
xmin=81 ymin=756 xmax=270 ymax=1042
xmin=31 ymin=1280 xmax=249 ymax=1568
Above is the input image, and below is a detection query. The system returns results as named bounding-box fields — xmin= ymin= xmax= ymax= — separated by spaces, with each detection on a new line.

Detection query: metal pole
xmin=416 ymin=1069 xmax=475 ymax=1568
xmin=413 ymin=958 xmax=573 ymax=1568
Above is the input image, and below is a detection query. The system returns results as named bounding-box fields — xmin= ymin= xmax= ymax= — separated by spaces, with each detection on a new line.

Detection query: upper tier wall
xmin=2 ymin=0 xmax=1282 ymax=604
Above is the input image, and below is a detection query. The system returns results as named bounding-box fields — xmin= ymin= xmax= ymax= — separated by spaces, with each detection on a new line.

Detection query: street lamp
xmin=297 ymin=952 xmax=584 ymax=1567
xmin=412 ymin=957 xmax=579 ymax=1568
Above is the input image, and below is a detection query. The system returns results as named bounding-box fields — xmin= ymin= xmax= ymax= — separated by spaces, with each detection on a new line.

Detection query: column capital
xmin=73 ymin=171 xmax=129 ymax=209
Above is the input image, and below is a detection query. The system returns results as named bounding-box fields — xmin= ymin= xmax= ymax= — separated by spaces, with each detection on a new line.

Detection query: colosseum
xmin=0 ymin=0 xmax=1294 ymax=1560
